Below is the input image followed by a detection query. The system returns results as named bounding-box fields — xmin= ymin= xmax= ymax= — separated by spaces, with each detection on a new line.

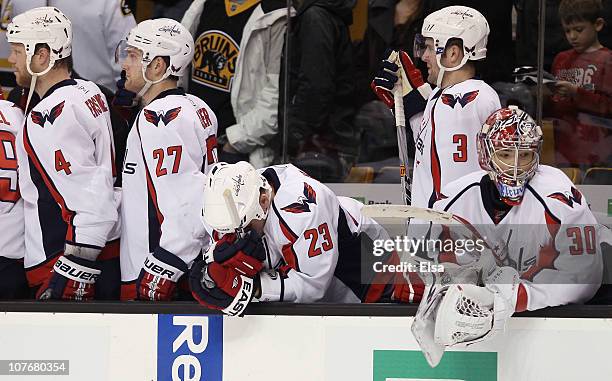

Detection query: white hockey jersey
xmin=432 ymin=166 xmax=605 ymax=312
xmin=410 ymin=79 xmax=500 ymax=208
xmin=120 ymin=88 xmax=218 ymax=283
xmin=245 ymin=164 xmax=393 ymax=303
xmin=0 ymin=101 xmax=25 ymax=260
xmin=17 ymin=79 xmax=119 ymax=272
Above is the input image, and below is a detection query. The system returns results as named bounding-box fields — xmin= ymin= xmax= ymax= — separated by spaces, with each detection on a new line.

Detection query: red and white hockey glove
xmin=205 ymin=230 xmax=266 ymax=278
xmin=136 ymin=248 xmax=187 ymax=301
xmin=392 ymin=270 xmax=426 ymax=303
xmin=190 ymin=260 xmax=256 ymax=316
xmin=38 ymin=245 xmax=102 ymax=301
xmin=371 ymin=50 xmax=432 ymax=119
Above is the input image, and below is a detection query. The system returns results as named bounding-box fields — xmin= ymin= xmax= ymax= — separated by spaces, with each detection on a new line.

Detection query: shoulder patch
xmin=547 ymin=187 xmax=583 ymax=208
xmin=281 ymin=182 xmax=317 ymax=214
xmin=30 ymin=101 xmax=65 ymax=127
xmin=143 ymin=107 xmax=181 ymax=127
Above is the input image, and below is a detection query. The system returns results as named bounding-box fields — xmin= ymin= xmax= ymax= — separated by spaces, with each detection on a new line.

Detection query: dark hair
xmin=159 ymin=56 xmax=178 ymax=82
xmin=34 ymin=43 xmax=73 ymax=72
xmin=559 ymin=0 xmax=603 ymax=24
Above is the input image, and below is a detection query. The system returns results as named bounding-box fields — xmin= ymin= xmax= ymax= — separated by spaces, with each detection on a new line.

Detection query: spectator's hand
xmin=371 ymin=50 xmax=431 ymax=118
xmin=554 ymin=81 xmax=578 ymax=98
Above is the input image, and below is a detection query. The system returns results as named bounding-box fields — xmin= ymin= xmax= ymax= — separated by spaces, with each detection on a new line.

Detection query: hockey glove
xmin=190 ymin=260 xmax=256 ymax=316
xmin=205 ymin=230 xmax=266 ymax=278
xmin=136 ymin=248 xmax=188 ymax=301
xmin=112 ymin=70 xmax=138 ymax=107
xmin=38 ymin=245 xmax=102 ymax=301
xmin=371 ymin=50 xmax=432 ymax=119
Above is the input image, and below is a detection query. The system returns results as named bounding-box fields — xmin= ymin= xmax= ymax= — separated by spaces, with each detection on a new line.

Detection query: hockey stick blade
xmin=361 ymin=204 xmax=456 ymax=224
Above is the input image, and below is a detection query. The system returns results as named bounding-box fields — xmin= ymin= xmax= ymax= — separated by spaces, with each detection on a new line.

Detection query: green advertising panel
xmin=373 ymin=350 xmax=497 ymax=381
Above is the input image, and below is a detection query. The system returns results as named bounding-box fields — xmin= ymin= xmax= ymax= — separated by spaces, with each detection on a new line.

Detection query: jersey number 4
xmin=304 ymin=223 xmax=333 ymax=257
xmin=0 ymin=131 xmax=19 ymax=202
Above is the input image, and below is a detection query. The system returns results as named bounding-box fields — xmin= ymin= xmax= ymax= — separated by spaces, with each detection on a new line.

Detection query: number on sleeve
xmin=567 ymin=226 xmax=597 ymax=255
xmin=0 ymin=131 xmax=19 ymax=202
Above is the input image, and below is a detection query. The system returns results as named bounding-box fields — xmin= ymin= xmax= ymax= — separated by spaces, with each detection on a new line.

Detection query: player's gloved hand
xmin=136 ymin=248 xmax=188 ymax=301
xmin=190 ymin=260 xmax=256 ymax=316
xmin=371 ymin=50 xmax=432 ymax=118
xmin=205 ymin=230 xmax=266 ymax=278
xmin=112 ymin=70 xmax=137 ymax=107
xmin=38 ymin=244 xmax=102 ymax=301
xmin=392 ymin=270 xmax=425 ymax=303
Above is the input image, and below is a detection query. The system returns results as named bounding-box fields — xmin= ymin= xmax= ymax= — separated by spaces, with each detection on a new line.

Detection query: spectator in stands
xmin=180 ymin=0 xmax=288 ymax=168
xmin=546 ymin=0 xmax=612 ymax=168
xmin=281 ymin=0 xmax=358 ymax=182
xmin=153 ymin=0 xmax=192 ymax=21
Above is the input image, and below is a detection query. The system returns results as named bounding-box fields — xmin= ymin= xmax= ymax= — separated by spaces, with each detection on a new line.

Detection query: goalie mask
xmin=7 ymin=7 xmax=72 ymax=110
xmin=202 ymin=162 xmax=272 ymax=233
xmin=478 ymin=106 xmax=543 ymax=205
xmin=414 ymin=6 xmax=489 ymax=87
xmin=115 ymin=18 xmax=194 ymax=99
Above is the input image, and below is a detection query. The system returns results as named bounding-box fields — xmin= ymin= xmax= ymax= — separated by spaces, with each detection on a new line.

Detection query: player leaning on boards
xmin=7 ymin=7 xmax=121 ymax=300
xmin=190 ymin=162 xmax=415 ymax=315
xmin=116 ymin=19 xmax=219 ymax=301
xmin=372 ymin=6 xmax=501 ymax=208
xmin=413 ymin=106 xmax=606 ymax=367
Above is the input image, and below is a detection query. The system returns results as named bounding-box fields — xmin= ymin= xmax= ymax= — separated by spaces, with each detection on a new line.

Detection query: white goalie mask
xmin=7 ymin=7 xmax=72 ymax=109
xmin=414 ymin=6 xmax=489 ymax=87
xmin=115 ymin=18 xmax=194 ymax=98
xmin=202 ymin=162 xmax=272 ymax=233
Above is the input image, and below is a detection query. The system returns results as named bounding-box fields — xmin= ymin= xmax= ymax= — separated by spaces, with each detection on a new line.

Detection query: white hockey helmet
xmin=478 ymin=106 xmax=543 ymax=205
xmin=7 ymin=6 xmax=72 ymax=77
xmin=117 ymin=18 xmax=194 ymax=97
xmin=202 ymin=162 xmax=272 ymax=233
xmin=416 ymin=6 xmax=489 ymax=87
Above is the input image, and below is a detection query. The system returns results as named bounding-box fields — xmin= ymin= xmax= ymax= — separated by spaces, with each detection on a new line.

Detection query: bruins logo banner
xmin=192 ymin=30 xmax=239 ymax=92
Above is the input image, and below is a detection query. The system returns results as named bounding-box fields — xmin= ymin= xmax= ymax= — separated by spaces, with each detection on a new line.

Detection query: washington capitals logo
xmin=548 ymin=187 xmax=583 ymax=208
xmin=281 ymin=183 xmax=317 ymax=213
xmin=30 ymin=101 xmax=65 ymax=127
xmin=143 ymin=107 xmax=181 ymax=127
xmin=441 ymin=90 xmax=479 ymax=108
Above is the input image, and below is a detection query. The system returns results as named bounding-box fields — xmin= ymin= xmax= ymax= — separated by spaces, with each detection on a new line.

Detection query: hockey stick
xmin=392 ymin=59 xmax=412 ymax=206
xmin=362 ymin=204 xmax=456 ymax=224
xmin=223 ymin=189 xmax=245 ymax=238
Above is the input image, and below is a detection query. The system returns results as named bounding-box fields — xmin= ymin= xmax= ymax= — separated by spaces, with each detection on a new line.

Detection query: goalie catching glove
xmin=136 ymin=248 xmax=188 ymax=301
xmin=411 ymin=258 xmax=521 ymax=367
xmin=371 ymin=50 xmax=432 ymax=119
xmin=38 ymin=244 xmax=102 ymax=301
xmin=190 ymin=260 xmax=256 ymax=316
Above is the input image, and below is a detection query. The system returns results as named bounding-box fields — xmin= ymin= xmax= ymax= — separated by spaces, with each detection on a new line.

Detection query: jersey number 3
xmin=304 ymin=223 xmax=333 ymax=257
xmin=453 ymin=134 xmax=467 ymax=162
xmin=0 ymin=131 xmax=19 ymax=202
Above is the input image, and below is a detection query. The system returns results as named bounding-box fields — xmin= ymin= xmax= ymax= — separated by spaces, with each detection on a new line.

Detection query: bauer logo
xmin=157 ymin=315 xmax=223 ymax=381
xmin=192 ymin=30 xmax=239 ymax=92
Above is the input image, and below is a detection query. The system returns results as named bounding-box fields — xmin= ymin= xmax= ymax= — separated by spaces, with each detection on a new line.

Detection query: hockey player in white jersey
xmin=117 ymin=19 xmax=219 ymax=301
xmin=0 ymin=100 xmax=29 ymax=299
xmin=190 ymin=162 xmax=413 ymax=315
xmin=414 ymin=106 xmax=605 ymax=363
xmin=372 ymin=6 xmax=501 ymax=208
xmin=7 ymin=7 xmax=121 ymax=300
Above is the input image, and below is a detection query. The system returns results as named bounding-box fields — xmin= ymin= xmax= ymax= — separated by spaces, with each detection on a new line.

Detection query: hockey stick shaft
xmin=393 ymin=85 xmax=412 ymax=205
xmin=223 ymin=189 xmax=244 ymax=238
